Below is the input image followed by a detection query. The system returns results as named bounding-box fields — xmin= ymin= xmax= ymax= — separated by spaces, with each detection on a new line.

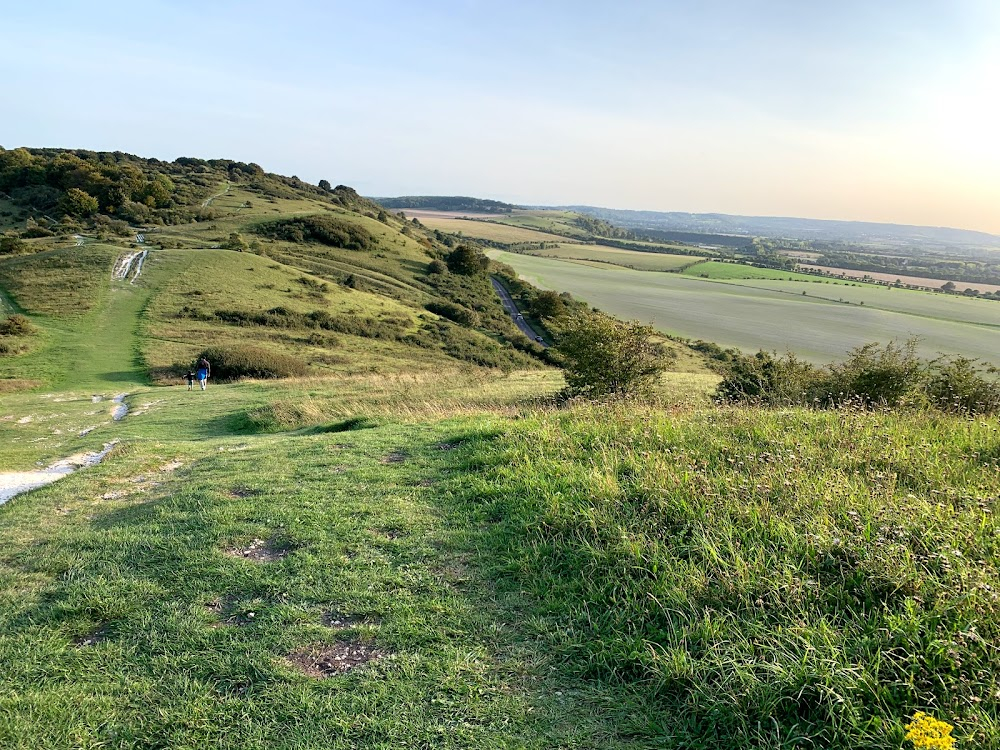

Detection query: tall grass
xmin=461 ymin=403 xmax=1000 ymax=748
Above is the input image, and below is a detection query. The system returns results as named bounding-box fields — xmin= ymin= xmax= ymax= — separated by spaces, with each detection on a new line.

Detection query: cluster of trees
xmin=815 ymin=249 xmax=1000 ymax=289
xmin=573 ymin=215 xmax=637 ymax=240
xmin=0 ymin=147 xmax=177 ymax=221
xmin=376 ymin=196 xmax=517 ymax=213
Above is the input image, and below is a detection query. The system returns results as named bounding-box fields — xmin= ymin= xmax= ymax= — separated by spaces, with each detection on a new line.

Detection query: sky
xmin=2 ymin=0 xmax=998 ymax=233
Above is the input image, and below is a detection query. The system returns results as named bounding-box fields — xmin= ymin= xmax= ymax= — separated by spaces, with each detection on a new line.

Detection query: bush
xmin=255 ymin=215 xmax=377 ymax=251
xmin=717 ymin=340 xmax=1000 ymax=415
xmin=0 ymin=314 xmax=36 ymax=336
xmin=0 ymin=235 xmax=28 ymax=255
xmin=825 ymin=340 xmax=922 ymax=407
xmin=427 ymin=259 xmax=447 ymax=274
xmin=195 ymin=345 xmax=309 ymax=381
xmin=716 ymin=350 xmax=822 ymax=405
xmin=924 ymin=356 xmax=1000 ymax=414
xmin=555 ymin=312 xmax=666 ymax=398
xmin=425 ymin=301 xmax=480 ymax=327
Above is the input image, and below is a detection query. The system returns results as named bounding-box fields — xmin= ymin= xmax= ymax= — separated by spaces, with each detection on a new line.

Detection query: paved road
xmin=491 ymin=278 xmax=548 ymax=347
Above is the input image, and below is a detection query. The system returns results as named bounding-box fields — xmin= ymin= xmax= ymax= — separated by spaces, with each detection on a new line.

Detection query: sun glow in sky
xmin=2 ymin=0 xmax=998 ymax=233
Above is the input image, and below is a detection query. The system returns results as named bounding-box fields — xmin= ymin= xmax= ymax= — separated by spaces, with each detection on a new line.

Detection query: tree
xmin=555 ymin=312 xmax=666 ymax=398
xmin=59 ymin=188 xmax=99 ymax=217
xmin=445 ymin=244 xmax=488 ymax=275
xmin=941 ymin=281 xmax=957 ymax=292
xmin=318 ymin=179 xmax=332 ymax=192
xmin=531 ymin=290 xmax=566 ymax=319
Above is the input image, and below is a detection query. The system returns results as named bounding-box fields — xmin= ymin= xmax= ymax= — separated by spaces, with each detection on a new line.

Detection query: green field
xmin=682 ymin=260 xmax=848 ymax=282
xmin=491 ymin=250 xmax=1000 ymax=363
xmin=520 ymin=244 xmax=704 ymax=271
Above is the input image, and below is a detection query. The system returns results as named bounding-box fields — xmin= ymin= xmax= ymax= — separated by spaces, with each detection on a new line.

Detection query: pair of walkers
xmin=185 ymin=357 xmax=211 ymax=391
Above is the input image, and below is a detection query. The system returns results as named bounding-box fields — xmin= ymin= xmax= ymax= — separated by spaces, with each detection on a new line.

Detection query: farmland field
xmin=801 ymin=264 xmax=1000 ymax=295
xmin=682 ymin=260 xmax=852 ymax=282
xmin=520 ymin=244 xmax=704 ymax=271
xmin=490 ymin=250 xmax=1000 ymax=363
xmin=407 ymin=215 xmax=568 ymax=243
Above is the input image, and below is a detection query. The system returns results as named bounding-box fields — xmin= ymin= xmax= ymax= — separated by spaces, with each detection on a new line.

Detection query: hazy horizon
xmin=3 ymin=1 xmax=998 ymax=234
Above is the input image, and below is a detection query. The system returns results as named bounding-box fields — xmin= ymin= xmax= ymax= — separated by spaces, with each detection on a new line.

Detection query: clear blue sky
xmin=2 ymin=1 xmax=998 ymax=232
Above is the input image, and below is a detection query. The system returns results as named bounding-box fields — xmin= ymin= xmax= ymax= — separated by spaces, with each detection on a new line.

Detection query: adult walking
xmin=196 ymin=356 xmax=211 ymax=391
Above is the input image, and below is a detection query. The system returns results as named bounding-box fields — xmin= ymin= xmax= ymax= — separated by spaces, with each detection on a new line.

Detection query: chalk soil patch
xmin=225 ymin=537 xmax=291 ymax=562
xmin=287 ymin=641 xmax=385 ymax=678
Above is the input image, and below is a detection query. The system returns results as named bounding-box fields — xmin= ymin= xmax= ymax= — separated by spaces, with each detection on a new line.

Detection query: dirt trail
xmin=0 ymin=442 xmax=118 ymax=506
xmin=201 ymin=183 xmax=231 ymax=207
xmin=491 ymin=278 xmax=547 ymax=346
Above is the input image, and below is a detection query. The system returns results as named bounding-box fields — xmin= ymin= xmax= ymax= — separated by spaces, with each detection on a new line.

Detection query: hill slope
xmin=1 ymin=150 xmax=998 ymax=750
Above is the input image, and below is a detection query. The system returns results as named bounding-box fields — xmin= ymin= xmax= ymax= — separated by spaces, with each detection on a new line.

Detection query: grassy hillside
xmin=2 ymin=150 xmax=997 ymax=749
xmin=0 ymin=149 xmax=554 ymax=391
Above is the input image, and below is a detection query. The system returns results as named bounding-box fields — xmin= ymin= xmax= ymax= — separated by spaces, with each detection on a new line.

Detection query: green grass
xmin=4 ymin=153 xmax=998 ymax=748
xmin=457 ymin=403 xmax=1000 ymax=748
xmin=682 ymin=260 xmax=843 ymax=281
xmin=490 ymin=250 xmax=1000 ymax=364
xmin=522 ymin=244 xmax=704 ymax=271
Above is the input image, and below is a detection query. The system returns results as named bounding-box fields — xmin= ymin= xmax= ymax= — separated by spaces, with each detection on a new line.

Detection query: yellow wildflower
xmin=904 ymin=711 xmax=956 ymax=750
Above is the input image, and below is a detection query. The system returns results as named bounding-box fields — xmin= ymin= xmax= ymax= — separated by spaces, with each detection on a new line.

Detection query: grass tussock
xmin=461 ymin=403 xmax=1000 ymax=748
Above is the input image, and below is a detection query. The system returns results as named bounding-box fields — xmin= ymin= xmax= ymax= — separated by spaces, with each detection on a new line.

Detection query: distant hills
xmin=556 ymin=206 xmax=1000 ymax=249
xmin=374 ymin=196 xmax=518 ymax=213
xmin=373 ymin=194 xmax=1000 ymax=250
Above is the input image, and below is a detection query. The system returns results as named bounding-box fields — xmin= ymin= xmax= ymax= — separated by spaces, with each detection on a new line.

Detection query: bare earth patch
xmin=74 ymin=625 xmax=111 ymax=647
xmin=225 ymin=537 xmax=290 ymax=562
xmin=287 ymin=641 xmax=385 ymax=678
xmin=381 ymin=451 xmax=408 ymax=464
xmin=436 ymin=441 xmax=464 ymax=451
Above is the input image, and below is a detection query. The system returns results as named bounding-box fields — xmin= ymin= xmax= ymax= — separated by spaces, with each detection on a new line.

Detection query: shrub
xmin=555 ymin=312 xmax=666 ymax=398
xmin=195 ymin=345 xmax=309 ymax=381
xmin=824 ymin=340 xmax=922 ymax=407
xmin=255 ymin=215 xmax=377 ymax=251
xmin=425 ymin=301 xmax=480 ymax=327
xmin=0 ymin=235 xmax=28 ymax=255
xmin=716 ymin=350 xmax=822 ymax=405
xmin=427 ymin=259 xmax=447 ymax=274
xmin=0 ymin=314 xmax=36 ymax=336
xmin=924 ymin=356 xmax=1000 ymax=414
